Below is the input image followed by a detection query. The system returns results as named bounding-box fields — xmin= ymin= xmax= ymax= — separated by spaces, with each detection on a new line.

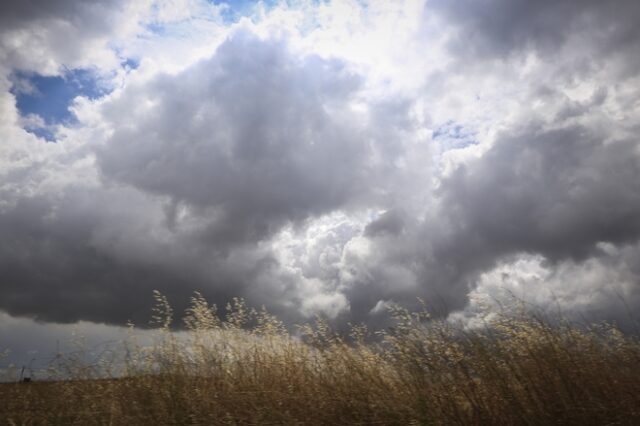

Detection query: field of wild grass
xmin=2 ymin=292 xmax=640 ymax=425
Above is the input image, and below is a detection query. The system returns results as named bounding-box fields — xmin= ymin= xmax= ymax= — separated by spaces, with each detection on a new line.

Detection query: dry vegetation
xmin=2 ymin=291 xmax=640 ymax=425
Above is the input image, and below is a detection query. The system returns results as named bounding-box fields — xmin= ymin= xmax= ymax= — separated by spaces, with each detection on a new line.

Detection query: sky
xmin=2 ymin=0 xmax=640 ymax=371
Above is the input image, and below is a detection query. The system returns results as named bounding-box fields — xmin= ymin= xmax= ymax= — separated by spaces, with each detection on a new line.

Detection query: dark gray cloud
xmin=441 ymin=122 xmax=640 ymax=262
xmin=0 ymin=180 xmax=310 ymax=326
xmin=364 ymin=209 xmax=407 ymax=238
xmin=0 ymin=0 xmax=132 ymax=73
xmin=0 ymin=187 xmax=192 ymax=324
xmin=0 ymin=0 xmax=120 ymax=31
xmin=97 ymin=30 xmax=369 ymax=248
xmin=431 ymin=0 xmax=640 ymax=65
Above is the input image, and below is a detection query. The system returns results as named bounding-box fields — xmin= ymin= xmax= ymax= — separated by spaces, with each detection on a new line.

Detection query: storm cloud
xmin=442 ymin=123 xmax=640 ymax=262
xmin=431 ymin=0 xmax=640 ymax=63
xmin=98 ymin=30 xmax=369 ymax=247
xmin=1 ymin=0 xmax=640 ymax=336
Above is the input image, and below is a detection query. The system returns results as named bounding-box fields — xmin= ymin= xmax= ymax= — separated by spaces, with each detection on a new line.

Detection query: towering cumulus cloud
xmin=98 ymin=30 xmax=367 ymax=246
xmin=1 ymin=0 xmax=640 ymax=341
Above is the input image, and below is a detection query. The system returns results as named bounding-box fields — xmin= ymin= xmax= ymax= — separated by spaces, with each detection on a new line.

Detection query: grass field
xmin=2 ymin=292 xmax=640 ymax=425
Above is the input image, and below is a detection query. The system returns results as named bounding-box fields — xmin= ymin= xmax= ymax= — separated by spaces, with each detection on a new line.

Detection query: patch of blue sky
xmin=121 ymin=58 xmax=140 ymax=71
xmin=11 ymin=68 xmax=110 ymax=141
xmin=208 ymin=0 xmax=281 ymax=23
xmin=22 ymin=123 xmax=56 ymax=142
xmin=144 ymin=21 xmax=169 ymax=36
xmin=432 ymin=120 xmax=478 ymax=151
xmin=108 ymin=44 xmax=139 ymax=71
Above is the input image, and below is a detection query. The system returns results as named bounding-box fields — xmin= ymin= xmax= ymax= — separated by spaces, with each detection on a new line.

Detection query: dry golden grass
xmin=2 ymin=292 xmax=640 ymax=425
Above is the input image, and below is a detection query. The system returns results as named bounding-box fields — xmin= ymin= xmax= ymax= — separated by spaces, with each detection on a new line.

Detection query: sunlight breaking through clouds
xmin=2 ymin=0 xmax=640 ymax=362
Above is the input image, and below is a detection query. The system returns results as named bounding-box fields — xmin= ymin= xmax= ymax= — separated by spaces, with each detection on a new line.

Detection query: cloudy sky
xmin=2 ymin=0 xmax=640 ymax=367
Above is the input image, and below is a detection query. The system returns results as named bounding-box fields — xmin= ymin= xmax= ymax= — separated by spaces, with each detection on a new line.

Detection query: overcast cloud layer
xmin=2 ymin=0 xmax=640 ymax=357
